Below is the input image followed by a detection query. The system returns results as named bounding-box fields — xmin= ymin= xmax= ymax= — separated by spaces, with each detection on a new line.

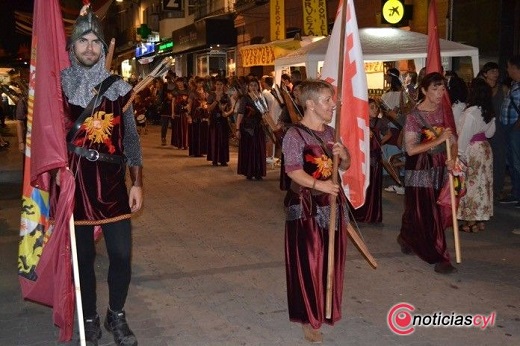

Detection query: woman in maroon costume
xmin=206 ymin=77 xmax=231 ymax=166
xmin=171 ymin=77 xmax=190 ymax=149
xmin=350 ymin=98 xmax=387 ymax=223
xmin=235 ymin=78 xmax=267 ymax=180
xmin=397 ymin=72 xmax=458 ymax=274
xmin=282 ymin=80 xmax=351 ymax=343
xmin=188 ymin=77 xmax=209 ymax=157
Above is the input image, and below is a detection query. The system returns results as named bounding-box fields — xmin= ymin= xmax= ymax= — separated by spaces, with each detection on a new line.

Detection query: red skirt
xmin=284 ymin=187 xmax=348 ymax=328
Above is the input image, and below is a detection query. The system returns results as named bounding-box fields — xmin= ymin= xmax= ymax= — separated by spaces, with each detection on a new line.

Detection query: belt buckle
xmin=86 ymin=149 xmax=100 ymax=161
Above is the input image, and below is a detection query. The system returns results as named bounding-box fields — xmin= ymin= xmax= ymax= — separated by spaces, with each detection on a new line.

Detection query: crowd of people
xmin=65 ymin=53 xmax=520 ymax=342
xmin=354 ymin=59 xmax=520 ymax=279
xmin=3 ymin=6 xmax=519 ymax=343
xmin=131 ymin=71 xmax=304 ymax=180
xmin=132 ymin=58 xmax=519 ymax=340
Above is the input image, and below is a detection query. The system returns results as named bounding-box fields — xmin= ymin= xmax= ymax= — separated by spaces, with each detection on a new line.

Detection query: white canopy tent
xmin=274 ymin=27 xmax=479 ymax=83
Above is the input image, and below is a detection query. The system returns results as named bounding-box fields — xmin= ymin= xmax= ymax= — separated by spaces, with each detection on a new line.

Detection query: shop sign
xmin=240 ymin=46 xmax=276 ymax=67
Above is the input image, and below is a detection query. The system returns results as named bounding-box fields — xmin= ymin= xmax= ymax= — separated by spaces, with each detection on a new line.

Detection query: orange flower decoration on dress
xmin=84 ymin=111 xmax=114 ymax=144
xmin=305 ymin=153 xmax=333 ymax=179
xmin=422 ymin=126 xmax=444 ymax=142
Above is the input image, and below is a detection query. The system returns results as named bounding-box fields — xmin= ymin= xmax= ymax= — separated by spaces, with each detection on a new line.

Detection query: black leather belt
xmin=68 ymin=143 xmax=126 ymax=164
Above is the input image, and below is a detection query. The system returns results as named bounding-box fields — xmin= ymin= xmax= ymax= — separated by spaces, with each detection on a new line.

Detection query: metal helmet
xmin=68 ymin=8 xmax=107 ymax=52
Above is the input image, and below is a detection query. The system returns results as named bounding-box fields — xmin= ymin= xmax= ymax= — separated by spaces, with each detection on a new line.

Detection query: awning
xmin=239 ymin=38 xmax=309 ymax=67
xmin=274 ymin=28 xmax=480 ymax=79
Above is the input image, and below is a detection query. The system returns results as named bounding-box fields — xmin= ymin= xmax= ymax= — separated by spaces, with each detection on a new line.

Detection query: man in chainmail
xmin=61 ymin=7 xmax=142 ymax=346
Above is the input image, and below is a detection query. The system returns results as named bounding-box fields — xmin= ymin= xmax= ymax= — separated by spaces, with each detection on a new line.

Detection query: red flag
xmin=321 ymin=0 xmax=370 ymax=209
xmin=18 ymin=0 xmax=76 ymax=341
xmin=426 ymin=0 xmax=457 ymax=133
xmin=426 ymin=0 xmax=459 ymax=228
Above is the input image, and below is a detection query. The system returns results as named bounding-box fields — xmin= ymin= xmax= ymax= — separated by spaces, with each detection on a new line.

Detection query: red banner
xmin=321 ymin=0 xmax=370 ymax=209
xmin=18 ymin=0 xmax=76 ymax=341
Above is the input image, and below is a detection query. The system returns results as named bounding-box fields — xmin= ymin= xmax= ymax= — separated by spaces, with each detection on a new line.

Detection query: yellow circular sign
xmin=383 ymin=0 xmax=405 ymax=24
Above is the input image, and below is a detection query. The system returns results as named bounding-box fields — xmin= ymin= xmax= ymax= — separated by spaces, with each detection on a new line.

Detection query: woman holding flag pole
xmin=397 ymin=72 xmax=458 ymax=274
xmin=282 ymin=79 xmax=351 ymax=343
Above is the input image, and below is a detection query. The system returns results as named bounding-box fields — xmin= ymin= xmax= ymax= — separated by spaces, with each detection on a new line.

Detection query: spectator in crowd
xmin=381 ymin=68 xmax=407 ymax=195
xmin=478 ymin=62 xmax=508 ymax=202
xmin=445 ymin=71 xmax=469 ymax=133
xmin=457 ymin=78 xmax=496 ymax=232
xmin=499 ymin=55 xmax=520 ymax=207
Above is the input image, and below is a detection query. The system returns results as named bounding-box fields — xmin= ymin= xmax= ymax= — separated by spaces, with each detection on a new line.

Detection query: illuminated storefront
xmin=171 ymin=17 xmax=237 ymax=77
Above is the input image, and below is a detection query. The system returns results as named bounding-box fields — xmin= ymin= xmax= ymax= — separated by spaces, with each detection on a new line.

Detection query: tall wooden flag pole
xmin=445 ymin=138 xmax=461 ymax=263
xmin=321 ymin=0 xmax=377 ymax=318
xmin=324 ymin=0 xmax=348 ymax=319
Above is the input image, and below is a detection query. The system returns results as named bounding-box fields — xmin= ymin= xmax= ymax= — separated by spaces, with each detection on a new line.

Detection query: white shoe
xmin=512 ymin=229 xmax=520 ymax=235
xmin=394 ymin=186 xmax=405 ymax=195
xmin=384 ymin=185 xmax=405 ymax=195
xmin=384 ymin=185 xmax=398 ymax=192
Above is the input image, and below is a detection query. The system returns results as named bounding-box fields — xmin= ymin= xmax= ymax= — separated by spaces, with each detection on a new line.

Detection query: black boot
xmin=104 ymin=309 xmax=138 ymax=346
xmin=84 ymin=314 xmax=101 ymax=346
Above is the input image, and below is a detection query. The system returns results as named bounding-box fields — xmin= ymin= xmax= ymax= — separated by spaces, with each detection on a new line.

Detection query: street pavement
xmin=1 ymin=121 xmax=519 ymax=345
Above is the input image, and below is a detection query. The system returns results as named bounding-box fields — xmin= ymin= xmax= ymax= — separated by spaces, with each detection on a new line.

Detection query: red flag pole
xmin=325 ymin=0 xmax=348 ymax=320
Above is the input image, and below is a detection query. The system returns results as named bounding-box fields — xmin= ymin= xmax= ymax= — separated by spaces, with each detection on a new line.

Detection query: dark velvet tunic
xmin=188 ymin=94 xmax=209 ymax=157
xmin=237 ymin=96 xmax=266 ymax=178
xmin=399 ymin=107 xmax=451 ymax=264
xmin=282 ymin=125 xmax=348 ymax=329
xmin=350 ymin=119 xmax=383 ymax=223
xmin=207 ymin=92 xmax=230 ymax=165
xmin=65 ymin=93 xmax=133 ymax=225
xmin=171 ymin=89 xmax=189 ymax=149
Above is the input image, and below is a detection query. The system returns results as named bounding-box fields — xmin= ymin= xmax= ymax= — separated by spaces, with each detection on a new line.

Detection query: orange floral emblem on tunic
xmin=422 ymin=126 xmax=444 ymax=142
xmin=84 ymin=111 xmax=114 ymax=144
xmin=305 ymin=153 xmax=333 ymax=179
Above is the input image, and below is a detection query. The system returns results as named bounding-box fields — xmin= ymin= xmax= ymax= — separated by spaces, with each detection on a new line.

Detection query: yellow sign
xmin=382 ymin=0 xmax=404 ymax=24
xmin=270 ymin=0 xmax=285 ymax=41
xmin=302 ymin=0 xmax=328 ymax=36
xmin=239 ymin=40 xmax=302 ymax=67
xmin=364 ymin=62 xmax=384 ymax=73
xmin=241 ymin=46 xmax=276 ymax=67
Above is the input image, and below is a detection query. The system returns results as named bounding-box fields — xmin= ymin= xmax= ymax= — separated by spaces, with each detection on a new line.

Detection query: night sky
xmin=0 ymin=0 xmax=34 ymax=56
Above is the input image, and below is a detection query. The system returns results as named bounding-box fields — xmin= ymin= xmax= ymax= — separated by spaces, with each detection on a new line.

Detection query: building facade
xmin=105 ymin=0 xmax=519 ymax=80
